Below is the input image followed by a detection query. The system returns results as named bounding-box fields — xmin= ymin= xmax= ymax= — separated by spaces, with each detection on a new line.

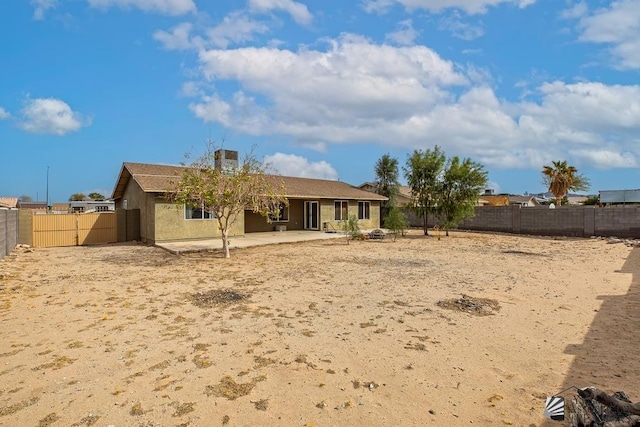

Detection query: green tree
xmin=169 ymin=144 xmax=288 ymax=259
xmin=341 ymin=215 xmax=362 ymax=244
xmin=542 ymin=160 xmax=590 ymax=206
xmin=403 ymin=146 xmax=446 ymax=235
xmin=19 ymin=195 xmax=33 ymax=202
xmin=69 ymin=193 xmax=86 ymax=201
xmin=88 ymin=192 xmax=105 ymax=200
xmin=383 ymin=206 xmax=408 ymax=241
xmin=583 ymin=195 xmax=600 ymax=206
xmin=374 ymin=154 xmax=400 ymax=218
xmin=436 ymin=156 xmax=488 ymax=236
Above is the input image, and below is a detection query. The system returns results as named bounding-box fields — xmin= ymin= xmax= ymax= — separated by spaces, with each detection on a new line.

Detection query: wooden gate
xmin=32 ymin=212 xmax=117 ymax=248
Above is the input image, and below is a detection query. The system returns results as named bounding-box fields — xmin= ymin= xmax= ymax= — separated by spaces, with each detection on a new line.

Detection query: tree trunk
xmin=221 ymin=229 xmax=230 ymax=258
xmin=423 ymin=211 xmax=429 ymax=236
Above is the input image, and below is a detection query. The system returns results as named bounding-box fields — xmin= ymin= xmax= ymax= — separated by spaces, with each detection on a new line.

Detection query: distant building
xmin=69 ymin=200 xmax=115 ymax=213
xmin=0 ymin=197 xmax=18 ymax=208
xmin=600 ymin=189 xmax=640 ymax=205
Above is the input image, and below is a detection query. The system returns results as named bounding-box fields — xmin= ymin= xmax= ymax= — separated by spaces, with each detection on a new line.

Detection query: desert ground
xmin=0 ymin=230 xmax=638 ymax=427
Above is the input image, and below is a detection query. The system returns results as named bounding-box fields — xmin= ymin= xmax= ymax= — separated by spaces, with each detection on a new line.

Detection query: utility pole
xmin=46 ymin=166 xmax=50 ymax=213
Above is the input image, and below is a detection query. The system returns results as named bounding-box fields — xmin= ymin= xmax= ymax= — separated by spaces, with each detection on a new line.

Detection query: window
xmin=185 ymin=203 xmax=214 ymax=220
xmin=95 ymin=205 xmax=109 ymax=212
xmin=334 ymin=200 xmax=348 ymax=220
xmin=358 ymin=201 xmax=370 ymax=220
xmin=269 ymin=202 xmax=289 ymax=222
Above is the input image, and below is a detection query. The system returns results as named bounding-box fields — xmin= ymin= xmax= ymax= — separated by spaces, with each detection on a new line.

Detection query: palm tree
xmin=374 ymin=154 xmax=400 ymax=218
xmin=542 ymin=160 xmax=589 ymax=206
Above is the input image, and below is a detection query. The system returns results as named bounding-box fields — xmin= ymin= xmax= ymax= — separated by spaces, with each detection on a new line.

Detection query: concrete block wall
xmin=1 ymin=209 xmax=18 ymax=260
xmin=594 ymin=206 xmax=640 ymax=238
xmin=456 ymin=206 xmax=514 ymax=232
xmin=408 ymin=205 xmax=640 ymax=238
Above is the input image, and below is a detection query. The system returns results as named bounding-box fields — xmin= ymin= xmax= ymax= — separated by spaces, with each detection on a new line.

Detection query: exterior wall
xmin=1 ymin=208 xmax=18 ymax=260
xmin=244 ymin=199 xmax=305 ymax=233
xmin=594 ymin=206 xmax=640 ymax=237
xmin=117 ymin=180 xmax=156 ymax=243
xmin=421 ymin=205 xmax=640 ymax=238
xmin=153 ymin=200 xmax=243 ymax=243
xmin=319 ymin=199 xmax=381 ymax=231
xmin=116 ymin=209 xmax=141 ymax=242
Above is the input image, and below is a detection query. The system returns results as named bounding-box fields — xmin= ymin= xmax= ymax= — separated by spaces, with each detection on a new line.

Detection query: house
xmin=478 ymin=194 xmax=510 ymax=206
xmin=111 ymin=157 xmax=387 ymax=244
xmin=508 ymin=195 xmax=539 ymax=207
xmin=0 ymin=197 xmax=18 ymax=208
xmin=17 ymin=201 xmax=47 ymax=210
xmin=69 ymin=200 xmax=115 ymax=213
xmin=566 ymin=196 xmax=589 ymax=205
xmin=358 ymin=182 xmax=412 ymax=207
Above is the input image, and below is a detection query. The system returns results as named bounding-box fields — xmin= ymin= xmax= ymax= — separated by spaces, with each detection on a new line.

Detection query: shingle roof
xmin=112 ymin=162 xmax=387 ymax=201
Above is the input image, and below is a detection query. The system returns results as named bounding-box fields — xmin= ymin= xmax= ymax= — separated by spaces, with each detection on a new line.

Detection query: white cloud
xmin=385 ymin=20 xmax=420 ymax=46
xmin=19 ymin=98 xmax=90 ymax=135
xmin=31 ymin=0 xmax=57 ymax=20
xmin=560 ymin=1 xmax=588 ymax=20
xmin=573 ymin=0 xmax=640 ymax=69
xmin=571 ymin=149 xmax=638 ymax=169
xmin=191 ymin=35 xmax=466 ymax=137
xmin=153 ymin=22 xmax=197 ymax=50
xmin=438 ymin=12 xmax=485 ymax=40
xmin=263 ymin=153 xmax=339 ymax=180
xmin=87 ymin=0 xmax=196 ymax=15
xmin=521 ymin=81 xmax=640 ymax=135
xmin=248 ymin=0 xmax=313 ymax=25
xmin=0 ymin=107 xmax=10 ymax=120
xmin=186 ymin=35 xmax=640 ymax=172
xmin=180 ymin=81 xmax=201 ymax=97
xmin=206 ymin=11 xmax=270 ymax=48
xmin=369 ymin=0 xmax=537 ymax=15
xmin=362 ymin=0 xmax=396 ymax=14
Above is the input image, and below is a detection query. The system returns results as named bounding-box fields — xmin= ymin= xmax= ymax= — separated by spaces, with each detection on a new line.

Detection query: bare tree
xmin=168 ymin=143 xmax=288 ymax=259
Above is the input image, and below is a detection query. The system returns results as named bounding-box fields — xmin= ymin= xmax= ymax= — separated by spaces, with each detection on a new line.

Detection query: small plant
xmin=341 ymin=215 xmax=361 ymax=244
xmin=383 ymin=206 xmax=407 ymax=241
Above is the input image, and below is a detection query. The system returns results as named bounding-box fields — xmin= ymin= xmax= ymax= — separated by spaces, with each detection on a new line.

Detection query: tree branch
xmin=578 ymin=387 xmax=640 ymax=416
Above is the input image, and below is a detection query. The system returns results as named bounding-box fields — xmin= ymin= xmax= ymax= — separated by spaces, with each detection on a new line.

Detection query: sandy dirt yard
xmin=0 ymin=230 xmax=638 ymax=427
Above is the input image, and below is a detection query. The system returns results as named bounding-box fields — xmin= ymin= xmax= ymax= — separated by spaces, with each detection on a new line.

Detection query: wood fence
xmin=32 ymin=212 xmax=117 ymax=248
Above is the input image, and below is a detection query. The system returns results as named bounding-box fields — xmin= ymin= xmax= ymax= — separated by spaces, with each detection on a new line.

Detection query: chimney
xmin=214 ymin=149 xmax=239 ymax=172
xmin=484 ymin=189 xmax=494 ymax=195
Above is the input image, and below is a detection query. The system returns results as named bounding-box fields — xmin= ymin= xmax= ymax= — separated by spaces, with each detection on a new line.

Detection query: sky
xmin=1 ymin=0 xmax=639 ymax=203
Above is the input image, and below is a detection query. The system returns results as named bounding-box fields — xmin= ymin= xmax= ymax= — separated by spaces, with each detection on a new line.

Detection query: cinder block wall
xmin=413 ymin=205 xmax=640 ymax=238
xmin=1 ymin=209 xmax=18 ymax=260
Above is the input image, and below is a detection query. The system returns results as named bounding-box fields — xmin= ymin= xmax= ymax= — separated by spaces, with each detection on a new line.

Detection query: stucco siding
xmin=117 ymin=179 xmax=155 ymax=243
xmin=244 ymin=199 xmax=305 ymax=233
xmin=319 ymin=199 xmax=381 ymax=231
xmin=153 ymin=200 xmax=243 ymax=242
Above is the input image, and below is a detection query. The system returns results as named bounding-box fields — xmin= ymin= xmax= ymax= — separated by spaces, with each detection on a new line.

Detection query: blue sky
xmin=1 ymin=0 xmax=639 ymax=203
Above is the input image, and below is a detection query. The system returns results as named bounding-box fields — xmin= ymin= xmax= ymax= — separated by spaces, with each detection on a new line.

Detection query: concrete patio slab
xmin=156 ymin=230 xmax=348 ymax=254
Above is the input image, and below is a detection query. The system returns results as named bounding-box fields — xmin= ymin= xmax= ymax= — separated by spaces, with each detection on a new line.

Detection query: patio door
xmin=304 ymin=201 xmax=319 ymax=230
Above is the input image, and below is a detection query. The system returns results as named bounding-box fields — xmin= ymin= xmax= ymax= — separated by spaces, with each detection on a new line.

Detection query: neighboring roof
xmin=509 ymin=196 xmax=538 ymax=205
xmin=51 ymin=203 xmax=70 ymax=211
xmin=113 ymin=162 xmax=387 ymax=201
xmin=0 ymin=197 xmax=18 ymax=208
xmin=398 ymin=186 xmax=411 ymax=198
xmin=18 ymin=202 xmax=47 ymax=210
xmin=481 ymin=195 xmax=510 ymax=206
xmin=567 ymin=196 xmax=588 ymax=205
